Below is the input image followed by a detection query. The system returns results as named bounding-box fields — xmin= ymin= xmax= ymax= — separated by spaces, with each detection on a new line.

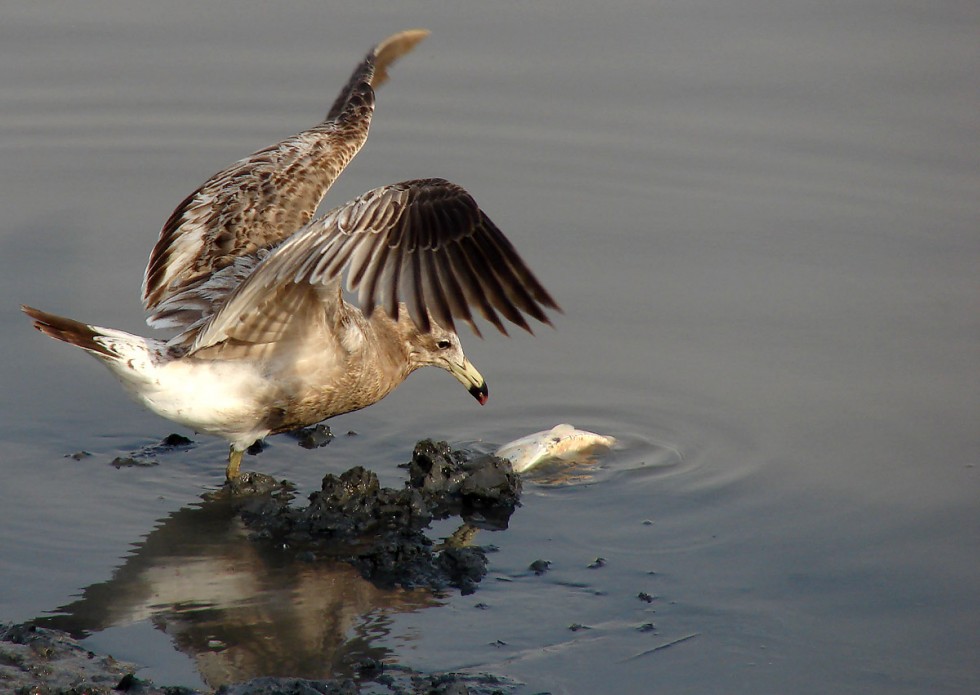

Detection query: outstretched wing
xmin=142 ymin=29 xmax=429 ymax=317
xmin=187 ymin=178 xmax=560 ymax=353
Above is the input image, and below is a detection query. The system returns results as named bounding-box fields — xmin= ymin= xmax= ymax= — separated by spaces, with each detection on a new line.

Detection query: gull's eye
xmin=437 ymin=339 xmax=452 ymax=350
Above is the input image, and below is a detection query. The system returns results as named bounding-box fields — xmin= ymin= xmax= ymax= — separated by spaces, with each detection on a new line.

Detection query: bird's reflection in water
xmin=34 ymin=494 xmax=438 ymax=688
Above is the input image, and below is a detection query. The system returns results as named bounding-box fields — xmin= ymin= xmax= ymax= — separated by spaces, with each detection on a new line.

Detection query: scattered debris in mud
xmin=233 ymin=439 xmax=521 ymax=595
xmin=288 ymin=423 xmax=336 ymax=449
xmin=528 ymin=559 xmax=552 ymax=575
xmin=0 ymin=622 xmax=519 ymax=694
xmin=8 ymin=440 xmax=530 ymax=693
xmin=158 ymin=433 xmax=195 ymax=448
xmin=107 ymin=433 xmax=196 ymax=469
xmin=110 ymin=455 xmax=158 ymax=468
xmin=217 ymin=670 xmax=520 ymax=695
xmin=0 ymin=622 xmax=146 ymax=694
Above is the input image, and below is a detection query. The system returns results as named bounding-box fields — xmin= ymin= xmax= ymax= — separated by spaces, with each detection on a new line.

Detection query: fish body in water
xmin=495 ymin=424 xmax=616 ymax=473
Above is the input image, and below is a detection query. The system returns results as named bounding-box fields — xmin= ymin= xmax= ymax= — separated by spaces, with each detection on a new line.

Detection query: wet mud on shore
xmin=3 ymin=439 xmax=532 ymax=694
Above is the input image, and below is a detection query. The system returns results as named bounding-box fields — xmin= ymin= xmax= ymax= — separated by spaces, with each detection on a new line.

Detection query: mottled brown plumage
xmin=25 ymin=29 xmax=559 ymax=482
xmin=142 ymin=29 xmax=429 ymax=313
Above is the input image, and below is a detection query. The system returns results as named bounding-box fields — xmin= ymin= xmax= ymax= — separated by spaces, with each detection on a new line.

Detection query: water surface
xmin=1 ymin=1 xmax=977 ymax=693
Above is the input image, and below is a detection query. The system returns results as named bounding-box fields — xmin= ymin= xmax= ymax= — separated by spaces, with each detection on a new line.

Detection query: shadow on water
xmin=24 ymin=431 xmax=671 ymax=691
xmin=3 ymin=2 xmax=978 ymax=692
xmin=35 ymin=494 xmax=440 ymax=688
xmin=26 ymin=436 xmax=560 ymax=690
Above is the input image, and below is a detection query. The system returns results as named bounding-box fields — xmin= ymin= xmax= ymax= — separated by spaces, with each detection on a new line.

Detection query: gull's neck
xmin=344 ymin=301 xmax=421 ymax=381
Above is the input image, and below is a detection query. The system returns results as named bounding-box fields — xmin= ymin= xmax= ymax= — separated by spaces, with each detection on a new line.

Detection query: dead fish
xmin=495 ymin=424 xmax=616 ymax=473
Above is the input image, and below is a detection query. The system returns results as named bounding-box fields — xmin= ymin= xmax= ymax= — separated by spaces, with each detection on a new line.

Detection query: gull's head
xmin=410 ymin=324 xmax=488 ymax=405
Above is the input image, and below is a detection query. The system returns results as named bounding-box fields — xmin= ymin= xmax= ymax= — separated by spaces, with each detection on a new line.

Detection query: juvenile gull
xmin=23 ymin=29 xmax=559 ymax=481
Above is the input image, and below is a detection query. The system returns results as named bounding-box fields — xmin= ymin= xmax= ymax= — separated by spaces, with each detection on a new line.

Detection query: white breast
xmin=126 ymin=358 xmax=272 ymax=446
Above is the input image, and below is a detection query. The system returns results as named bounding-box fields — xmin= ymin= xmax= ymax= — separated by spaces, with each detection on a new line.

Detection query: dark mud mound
xmin=218 ymin=670 xmax=517 ymax=695
xmin=236 ymin=440 xmax=521 ymax=595
xmin=4 ymin=441 xmax=524 ymax=693
xmin=0 ymin=623 xmax=516 ymax=694
xmin=0 ymin=622 xmax=154 ymax=694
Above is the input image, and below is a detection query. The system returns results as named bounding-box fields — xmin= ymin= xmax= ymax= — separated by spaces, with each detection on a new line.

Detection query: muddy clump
xmin=3 ymin=441 xmax=524 ymax=693
xmin=109 ymin=433 xmax=197 ymax=469
xmin=0 ymin=622 xmax=165 ymax=694
xmin=235 ymin=440 xmax=520 ymax=594
xmin=0 ymin=622 xmax=517 ymax=694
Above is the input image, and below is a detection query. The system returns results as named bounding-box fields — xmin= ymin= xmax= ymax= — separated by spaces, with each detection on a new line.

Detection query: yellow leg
xmin=226 ymin=447 xmax=244 ymax=482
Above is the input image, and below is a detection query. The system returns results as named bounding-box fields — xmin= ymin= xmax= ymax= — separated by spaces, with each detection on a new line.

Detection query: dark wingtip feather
xmin=465 ymin=317 xmax=484 ymax=339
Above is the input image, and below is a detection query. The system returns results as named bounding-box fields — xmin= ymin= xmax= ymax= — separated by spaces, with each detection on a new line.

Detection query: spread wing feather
xmin=187 ymin=178 xmax=559 ymax=354
xmin=141 ymin=29 xmax=429 ymax=317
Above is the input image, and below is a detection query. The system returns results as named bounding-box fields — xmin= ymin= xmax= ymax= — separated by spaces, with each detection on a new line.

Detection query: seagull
xmin=22 ymin=29 xmax=559 ymax=482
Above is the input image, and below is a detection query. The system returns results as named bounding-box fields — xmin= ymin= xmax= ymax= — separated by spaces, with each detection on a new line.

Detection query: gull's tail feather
xmin=21 ymin=304 xmax=164 ymax=389
xmin=22 ymin=305 xmax=117 ymax=358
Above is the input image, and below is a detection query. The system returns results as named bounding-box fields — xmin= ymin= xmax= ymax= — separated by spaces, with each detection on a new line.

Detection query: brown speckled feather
xmin=24 ymin=30 xmax=558 ymax=478
xmin=141 ymin=29 xmax=429 ymax=317
xmin=181 ymin=178 xmax=560 ymax=356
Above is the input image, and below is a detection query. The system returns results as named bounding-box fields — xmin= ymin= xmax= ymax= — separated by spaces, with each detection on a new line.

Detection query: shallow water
xmin=1 ymin=1 xmax=977 ymax=693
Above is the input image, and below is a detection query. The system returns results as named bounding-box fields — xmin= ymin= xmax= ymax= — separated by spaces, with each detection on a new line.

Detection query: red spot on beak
xmin=470 ymin=382 xmax=488 ymax=405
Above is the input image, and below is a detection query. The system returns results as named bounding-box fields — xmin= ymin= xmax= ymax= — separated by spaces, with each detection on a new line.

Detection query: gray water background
xmin=0 ymin=1 xmax=977 ymax=693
